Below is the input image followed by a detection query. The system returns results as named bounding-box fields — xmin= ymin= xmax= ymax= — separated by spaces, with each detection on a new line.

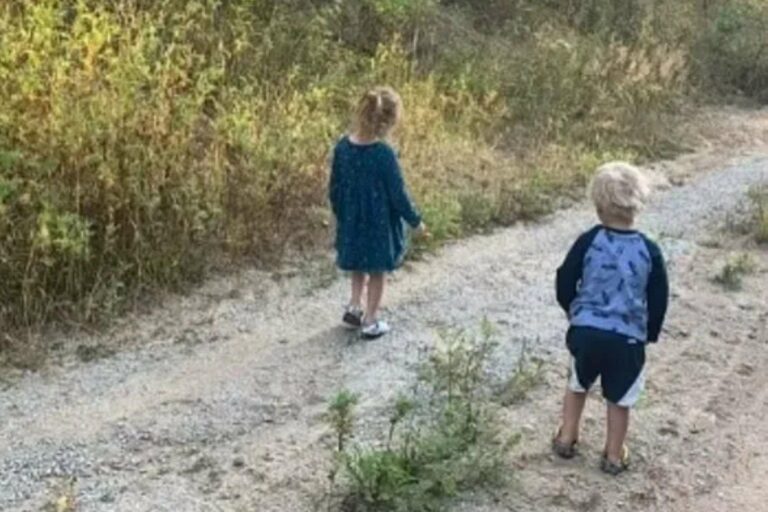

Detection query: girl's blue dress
xmin=329 ymin=136 xmax=422 ymax=273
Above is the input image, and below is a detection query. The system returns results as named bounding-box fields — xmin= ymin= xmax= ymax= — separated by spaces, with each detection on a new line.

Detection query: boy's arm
xmin=646 ymin=245 xmax=669 ymax=343
xmin=383 ymin=147 xmax=422 ymax=228
xmin=556 ymin=228 xmax=598 ymax=314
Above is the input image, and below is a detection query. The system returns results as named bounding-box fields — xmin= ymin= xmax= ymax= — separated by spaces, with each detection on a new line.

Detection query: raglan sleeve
xmin=646 ymin=240 xmax=670 ymax=343
xmin=556 ymin=228 xmax=598 ymax=315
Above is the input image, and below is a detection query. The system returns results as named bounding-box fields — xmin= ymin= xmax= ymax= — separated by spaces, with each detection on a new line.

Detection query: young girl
xmin=329 ymin=86 xmax=426 ymax=339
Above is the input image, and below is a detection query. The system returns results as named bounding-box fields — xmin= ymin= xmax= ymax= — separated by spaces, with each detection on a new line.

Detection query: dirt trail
xmin=1 ymin=108 xmax=767 ymax=511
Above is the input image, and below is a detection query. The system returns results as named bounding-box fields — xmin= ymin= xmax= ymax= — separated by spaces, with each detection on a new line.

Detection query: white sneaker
xmin=361 ymin=320 xmax=391 ymax=340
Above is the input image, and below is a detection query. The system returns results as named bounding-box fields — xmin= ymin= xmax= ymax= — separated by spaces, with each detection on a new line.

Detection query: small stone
xmin=233 ymin=457 xmax=245 ymax=469
xmin=690 ymin=412 xmax=717 ymax=434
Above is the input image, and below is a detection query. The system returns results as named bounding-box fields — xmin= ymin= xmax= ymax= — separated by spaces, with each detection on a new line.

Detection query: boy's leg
xmin=605 ymin=403 xmax=630 ymax=464
xmin=557 ymin=327 xmax=599 ymax=446
xmin=364 ymin=273 xmax=385 ymax=324
xmin=601 ymin=339 xmax=645 ymax=467
xmin=350 ymin=272 xmax=366 ymax=308
xmin=560 ymin=389 xmax=587 ymax=444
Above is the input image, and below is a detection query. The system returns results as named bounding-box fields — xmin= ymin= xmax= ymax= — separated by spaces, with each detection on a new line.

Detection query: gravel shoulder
xmin=1 ymin=108 xmax=767 ymax=511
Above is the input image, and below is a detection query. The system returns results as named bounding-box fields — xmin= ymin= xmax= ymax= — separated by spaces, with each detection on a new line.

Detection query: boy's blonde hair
xmin=589 ymin=162 xmax=650 ymax=224
xmin=353 ymin=86 xmax=401 ymax=140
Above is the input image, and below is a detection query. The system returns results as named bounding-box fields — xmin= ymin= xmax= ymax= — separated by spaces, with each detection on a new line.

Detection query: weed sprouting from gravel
xmin=324 ymin=320 xmax=520 ymax=511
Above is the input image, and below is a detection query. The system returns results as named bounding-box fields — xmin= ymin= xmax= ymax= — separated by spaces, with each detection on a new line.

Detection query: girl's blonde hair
xmin=353 ymin=86 xmax=402 ymax=140
xmin=589 ymin=162 xmax=650 ymax=224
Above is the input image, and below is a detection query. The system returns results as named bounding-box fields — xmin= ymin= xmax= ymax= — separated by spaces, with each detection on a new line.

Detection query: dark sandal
xmin=552 ymin=428 xmax=578 ymax=459
xmin=600 ymin=446 xmax=630 ymax=476
xmin=342 ymin=308 xmax=363 ymax=329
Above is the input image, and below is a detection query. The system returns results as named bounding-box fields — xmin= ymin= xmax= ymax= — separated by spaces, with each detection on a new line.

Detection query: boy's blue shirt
xmin=556 ymin=225 xmax=669 ymax=342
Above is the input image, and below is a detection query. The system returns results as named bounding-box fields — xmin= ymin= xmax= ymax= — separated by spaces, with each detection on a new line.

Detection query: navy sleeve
xmin=645 ymin=239 xmax=669 ymax=343
xmin=329 ymin=144 xmax=341 ymax=217
xmin=382 ymin=146 xmax=421 ymax=228
xmin=556 ymin=227 xmax=600 ymax=314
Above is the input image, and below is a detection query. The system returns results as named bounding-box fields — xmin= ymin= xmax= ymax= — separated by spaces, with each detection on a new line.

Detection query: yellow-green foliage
xmin=0 ymin=0 xmax=747 ymax=330
xmin=697 ymin=0 xmax=768 ymax=100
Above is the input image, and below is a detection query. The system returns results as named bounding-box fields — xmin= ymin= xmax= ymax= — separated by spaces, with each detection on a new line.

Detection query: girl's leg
xmin=560 ymin=389 xmax=587 ymax=444
xmin=605 ymin=403 xmax=630 ymax=463
xmin=364 ymin=273 xmax=385 ymax=324
xmin=350 ymin=272 xmax=366 ymax=309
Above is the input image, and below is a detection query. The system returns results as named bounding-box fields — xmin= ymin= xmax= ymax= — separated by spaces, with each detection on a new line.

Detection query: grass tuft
xmin=713 ymin=253 xmax=756 ymax=290
xmin=748 ymin=185 xmax=768 ymax=244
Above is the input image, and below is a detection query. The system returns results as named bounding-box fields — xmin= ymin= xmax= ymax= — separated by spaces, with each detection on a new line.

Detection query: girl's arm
xmin=329 ymin=146 xmax=341 ymax=217
xmin=383 ymin=147 xmax=422 ymax=228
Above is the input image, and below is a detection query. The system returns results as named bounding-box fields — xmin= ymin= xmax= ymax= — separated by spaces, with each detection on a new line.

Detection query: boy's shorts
xmin=566 ymin=326 xmax=646 ymax=407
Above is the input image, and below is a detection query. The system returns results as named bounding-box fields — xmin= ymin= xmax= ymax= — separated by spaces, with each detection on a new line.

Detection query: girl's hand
xmin=413 ymin=222 xmax=429 ymax=239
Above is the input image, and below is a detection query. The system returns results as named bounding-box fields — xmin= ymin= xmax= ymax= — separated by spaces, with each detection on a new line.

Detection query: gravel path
xmin=1 ymin=148 xmax=767 ymax=511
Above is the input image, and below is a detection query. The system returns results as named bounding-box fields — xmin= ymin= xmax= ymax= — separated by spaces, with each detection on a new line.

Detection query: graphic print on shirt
xmin=569 ymin=229 xmax=652 ymax=340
